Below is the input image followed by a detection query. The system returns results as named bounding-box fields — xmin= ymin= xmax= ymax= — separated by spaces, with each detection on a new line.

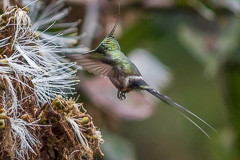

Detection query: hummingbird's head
xmin=95 ymin=17 xmax=121 ymax=53
xmin=96 ymin=37 xmax=121 ymax=53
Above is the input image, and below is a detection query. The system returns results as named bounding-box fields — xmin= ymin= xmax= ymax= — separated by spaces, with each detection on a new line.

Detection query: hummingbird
xmin=67 ymin=18 xmax=216 ymax=138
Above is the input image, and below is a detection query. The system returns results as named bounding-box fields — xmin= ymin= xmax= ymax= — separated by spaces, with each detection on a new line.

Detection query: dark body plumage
xmin=66 ymin=20 xmax=216 ymax=138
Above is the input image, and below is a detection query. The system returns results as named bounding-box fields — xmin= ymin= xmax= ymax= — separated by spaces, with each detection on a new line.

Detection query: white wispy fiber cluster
xmin=0 ymin=1 xmax=84 ymax=159
xmin=10 ymin=118 xmax=40 ymax=160
xmin=23 ymin=0 xmax=88 ymax=54
xmin=0 ymin=7 xmax=78 ymax=106
xmin=67 ymin=117 xmax=104 ymax=156
xmin=67 ymin=118 xmax=90 ymax=149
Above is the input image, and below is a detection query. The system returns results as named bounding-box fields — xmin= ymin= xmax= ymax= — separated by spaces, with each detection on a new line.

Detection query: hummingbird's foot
xmin=117 ymin=90 xmax=126 ymax=100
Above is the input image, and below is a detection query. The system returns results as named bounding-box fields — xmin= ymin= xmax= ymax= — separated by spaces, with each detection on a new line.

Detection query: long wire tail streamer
xmin=145 ymin=88 xmax=217 ymax=139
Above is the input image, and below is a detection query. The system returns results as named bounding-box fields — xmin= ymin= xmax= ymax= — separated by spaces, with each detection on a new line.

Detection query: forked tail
xmin=145 ymin=87 xmax=217 ymax=139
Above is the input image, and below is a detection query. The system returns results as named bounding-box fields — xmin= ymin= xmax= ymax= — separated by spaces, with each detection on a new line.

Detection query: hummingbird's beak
xmin=83 ymin=50 xmax=95 ymax=55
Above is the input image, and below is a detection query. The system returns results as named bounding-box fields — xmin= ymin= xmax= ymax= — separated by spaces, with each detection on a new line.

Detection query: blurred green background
xmin=120 ymin=15 xmax=226 ymax=160
xmin=66 ymin=0 xmax=240 ymax=159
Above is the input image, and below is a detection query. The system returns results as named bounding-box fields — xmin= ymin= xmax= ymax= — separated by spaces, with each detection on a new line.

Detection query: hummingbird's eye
xmin=102 ymin=43 xmax=106 ymax=47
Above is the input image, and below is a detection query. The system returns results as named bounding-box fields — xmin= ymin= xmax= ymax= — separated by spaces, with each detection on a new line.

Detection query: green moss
xmin=80 ymin=117 xmax=89 ymax=124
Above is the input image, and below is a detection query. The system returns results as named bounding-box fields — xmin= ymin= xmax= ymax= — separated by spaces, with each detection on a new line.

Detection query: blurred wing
xmin=68 ymin=53 xmax=114 ymax=77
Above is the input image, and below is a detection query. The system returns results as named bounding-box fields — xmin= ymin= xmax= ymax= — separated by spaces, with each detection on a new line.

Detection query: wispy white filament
xmin=13 ymin=9 xmax=32 ymax=47
xmin=3 ymin=75 xmax=24 ymax=118
xmin=15 ymin=43 xmax=42 ymax=71
xmin=0 ymin=36 xmax=11 ymax=48
xmin=67 ymin=118 xmax=90 ymax=149
xmin=10 ymin=118 xmax=40 ymax=160
xmin=95 ymin=130 xmax=104 ymax=144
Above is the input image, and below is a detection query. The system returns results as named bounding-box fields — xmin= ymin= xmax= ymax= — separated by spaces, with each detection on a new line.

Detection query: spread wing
xmin=67 ymin=53 xmax=115 ymax=77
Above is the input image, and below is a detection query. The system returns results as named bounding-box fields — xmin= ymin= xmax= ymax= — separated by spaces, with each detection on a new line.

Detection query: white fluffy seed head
xmin=0 ymin=7 xmax=79 ymax=106
xmin=0 ymin=1 xmax=88 ymax=158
